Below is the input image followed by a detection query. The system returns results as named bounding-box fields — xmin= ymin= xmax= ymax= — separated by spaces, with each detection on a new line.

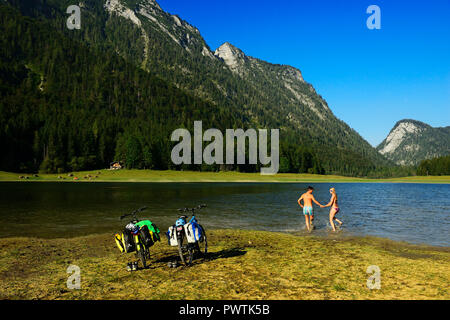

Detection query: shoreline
xmin=1 ymin=170 xmax=449 ymax=184
xmin=1 ymin=228 xmax=447 ymax=249
xmin=0 ymin=229 xmax=448 ymax=299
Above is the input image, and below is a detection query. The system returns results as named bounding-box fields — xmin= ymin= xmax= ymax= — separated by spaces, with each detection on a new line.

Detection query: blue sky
xmin=157 ymin=0 xmax=450 ymax=146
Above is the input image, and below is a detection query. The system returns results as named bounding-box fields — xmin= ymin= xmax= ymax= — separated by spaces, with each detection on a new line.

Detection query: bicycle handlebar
xmin=120 ymin=206 xmax=147 ymax=220
xmin=177 ymin=204 xmax=206 ymax=214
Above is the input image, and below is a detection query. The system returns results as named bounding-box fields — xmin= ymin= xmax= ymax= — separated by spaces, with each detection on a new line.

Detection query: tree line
xmin=417 ymin=155 xmax=450 ymax=176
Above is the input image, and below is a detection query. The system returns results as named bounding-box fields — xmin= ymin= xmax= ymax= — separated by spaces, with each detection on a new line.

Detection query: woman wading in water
xmin=323 ymin=188 xmax=343 ymax=232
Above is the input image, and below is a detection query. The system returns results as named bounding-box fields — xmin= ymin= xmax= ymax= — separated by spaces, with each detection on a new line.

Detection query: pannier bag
xmin=121 ymin=229 xmax=136 ymax=253
xmin=114 ymin=233 xmax=125 ymax=253
xmin=114 ymin=231 xmax=136 ymax=253
xmin=166 ymin=226 xmax=179 ymax=247
xmin=184 ymin=222 xmax=203 ymax=244
xmin=138 ymin=225 xmax=157 ymax=247
xmin=136 ymin=220 xmax=161 ymax=245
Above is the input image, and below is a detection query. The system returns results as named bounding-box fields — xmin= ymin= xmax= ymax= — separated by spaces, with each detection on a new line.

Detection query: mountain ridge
xmin=214 ymin=42 xmax=305 ymax=83
xmin=377 ymin=119 xmax=450 ymax=166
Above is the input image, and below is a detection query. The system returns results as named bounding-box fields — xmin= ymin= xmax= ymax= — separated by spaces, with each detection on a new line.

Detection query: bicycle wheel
xmin=177 ymin=239 xmax=186 ymax=265
xmin=138 ymin=249 xmax=147 ymax=269
xmin=135 ymin=236 xmax=147 ymax=269
xmin=186 ymin=245 xmax=194 ymax=265
xmin=177 ymin=239 xmax=193 ymax=266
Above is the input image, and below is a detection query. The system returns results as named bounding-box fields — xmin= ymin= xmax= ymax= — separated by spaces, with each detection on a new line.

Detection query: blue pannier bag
xmin=184 ymin=220 xmax=203 ymax=243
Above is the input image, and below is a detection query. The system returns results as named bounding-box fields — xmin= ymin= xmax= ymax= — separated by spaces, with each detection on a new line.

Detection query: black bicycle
xmin=116 ymin=207 xmax=160 ymax=269
xmin=168 ymin=204 xmax=208 ymax=266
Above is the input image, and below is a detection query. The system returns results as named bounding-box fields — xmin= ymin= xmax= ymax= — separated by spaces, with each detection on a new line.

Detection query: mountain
xmin=1 ymin=0 xmax=391 ymax=175
xmin=377 ymin=120 xmax=450 ymax=166
xmin=0 ymin=4 xmax=245 ymax=173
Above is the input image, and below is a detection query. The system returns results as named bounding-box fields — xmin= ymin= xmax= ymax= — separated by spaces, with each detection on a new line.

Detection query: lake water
xmin=0 ymin=182 xmax=448 ymax=246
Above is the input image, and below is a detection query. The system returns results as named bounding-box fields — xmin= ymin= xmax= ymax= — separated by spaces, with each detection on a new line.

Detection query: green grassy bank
xmin=0 ymin=170 xmax=449 ymax=183
xmin=0 ymin=230 xmax=448 ymax=300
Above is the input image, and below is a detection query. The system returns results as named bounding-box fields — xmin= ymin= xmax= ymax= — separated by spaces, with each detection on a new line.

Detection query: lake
xmin=0 ymin=182 xmax=448 ymax=246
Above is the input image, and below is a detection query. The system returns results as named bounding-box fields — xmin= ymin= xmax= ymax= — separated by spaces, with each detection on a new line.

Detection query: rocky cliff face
xmin=214 ymin=42 xmax=332 ymax=122
xmin=377 ymin=120 xmax=450 ymax=165
xmin=215 ymin=42 xmax=304 ymax=81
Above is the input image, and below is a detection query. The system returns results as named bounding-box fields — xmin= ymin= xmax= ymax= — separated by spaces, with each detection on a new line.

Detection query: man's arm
xmin=297 ymin=195 xmax=304 ymax=208
xmin=311 ymin=195 xmax=323 ymax=207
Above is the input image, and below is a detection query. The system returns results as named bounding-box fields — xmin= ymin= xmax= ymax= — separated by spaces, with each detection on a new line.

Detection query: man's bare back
xmin=298 ymin=191 xmax=322 ymax=209
xmin=299 ymin=192 xmax=315 ymax=207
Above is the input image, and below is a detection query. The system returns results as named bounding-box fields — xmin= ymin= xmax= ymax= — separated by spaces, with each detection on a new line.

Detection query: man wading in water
xmin=298 ymin=186 xmax=324 ymax=232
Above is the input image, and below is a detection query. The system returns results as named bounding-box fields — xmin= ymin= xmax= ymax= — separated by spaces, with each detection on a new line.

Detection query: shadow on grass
xmin=153 ymin=247 xmax=247 ymax=267
xmin=204 ymin=247 xmax=247 ymax=261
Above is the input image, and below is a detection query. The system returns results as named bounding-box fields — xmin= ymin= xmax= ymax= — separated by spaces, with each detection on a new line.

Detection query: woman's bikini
xmin=332 ymin=196 xmax=339 ymax=214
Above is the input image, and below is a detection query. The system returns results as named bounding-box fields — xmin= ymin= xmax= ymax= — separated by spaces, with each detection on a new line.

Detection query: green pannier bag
xmin=136 ymin=220 xmax=161 ymax=245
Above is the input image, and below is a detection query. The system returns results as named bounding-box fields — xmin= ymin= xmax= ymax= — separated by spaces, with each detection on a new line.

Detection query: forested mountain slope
xmin=1 ymin=1 xmax=392 ymax=175
xmin=0 ymin=5 xmax=245 ymax=172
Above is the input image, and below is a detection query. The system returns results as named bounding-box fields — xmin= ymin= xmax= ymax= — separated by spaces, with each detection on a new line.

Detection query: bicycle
xmin=167 ymin=204 xmax=208 ymax=266
xmin=115 ymin=207 xmax=160 ymax=270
